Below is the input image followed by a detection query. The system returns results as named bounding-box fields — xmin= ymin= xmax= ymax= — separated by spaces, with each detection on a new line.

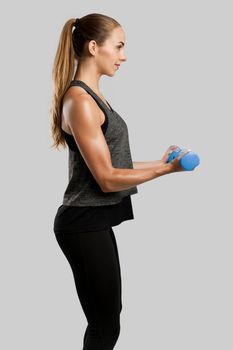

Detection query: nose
xmin=120 ymin=55 xmax=127 ymax=63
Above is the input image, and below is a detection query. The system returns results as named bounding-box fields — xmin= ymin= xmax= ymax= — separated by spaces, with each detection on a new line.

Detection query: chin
xmin=101 ymin=67 xmax=118 ymax=77
xmin=105 ymin=72 xmax=115 ymax=77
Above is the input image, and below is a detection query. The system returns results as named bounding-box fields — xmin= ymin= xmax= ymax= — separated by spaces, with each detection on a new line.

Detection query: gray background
xmin=1 ymin=0 xmax=232 ymax=349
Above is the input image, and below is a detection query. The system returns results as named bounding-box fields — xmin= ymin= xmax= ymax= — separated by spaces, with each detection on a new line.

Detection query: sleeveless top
xmin=53 ymin=79 xmax=138 ymax=234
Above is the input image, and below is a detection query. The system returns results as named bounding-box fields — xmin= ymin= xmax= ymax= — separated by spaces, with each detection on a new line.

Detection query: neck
xmin=74 ymin=61 xmax=102 ymax=95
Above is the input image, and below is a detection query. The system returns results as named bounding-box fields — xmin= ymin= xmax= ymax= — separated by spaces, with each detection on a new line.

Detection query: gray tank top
xmin=62 ymin=80 xmax=138 ymax=206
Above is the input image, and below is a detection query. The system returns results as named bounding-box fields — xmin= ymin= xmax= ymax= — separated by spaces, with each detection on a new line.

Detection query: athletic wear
xmin=55 ymin=227 xmax=122 ymax=349
xmin=62 ymin=79 xmax=138 ymax=206
xmin=53 ymin=193 xmax=134 ymax=233
xmin=53 ymin=79 xmax=138 ymax=234
xmin=53 ymin=79 xmax=137 ymax=349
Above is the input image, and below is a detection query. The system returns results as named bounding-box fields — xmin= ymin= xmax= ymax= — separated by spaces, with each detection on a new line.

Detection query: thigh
xmin=55 ymin=228 xmax=121 ymax=324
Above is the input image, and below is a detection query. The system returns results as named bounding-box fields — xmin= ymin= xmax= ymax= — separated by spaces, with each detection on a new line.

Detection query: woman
xmin=50 ymin=13 xmax=190 ymax=350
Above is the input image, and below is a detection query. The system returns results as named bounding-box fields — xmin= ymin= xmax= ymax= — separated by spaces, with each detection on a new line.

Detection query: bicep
xmin=66 ymin=94 xmax=113 ymax=192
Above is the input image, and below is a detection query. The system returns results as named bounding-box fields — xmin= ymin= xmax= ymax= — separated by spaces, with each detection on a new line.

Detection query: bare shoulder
xmin=63 ymin=86 xmax=92 ymax=112
xmin=62 ymin=87 xmax=101 ymax=132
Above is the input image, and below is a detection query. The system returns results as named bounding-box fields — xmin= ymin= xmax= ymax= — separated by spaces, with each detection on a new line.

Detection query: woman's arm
xmin=105 ymin=150 xmax=190 ymax=192
xmin=133 ymin=160 xmax=163 ymax=170
xmin=132 ymin=145 xmax=182 ymax=169
xmin=65 ymin=95 xmax=183 ymax=194
xmin=104 ymin=163 xmax=171 ymax=192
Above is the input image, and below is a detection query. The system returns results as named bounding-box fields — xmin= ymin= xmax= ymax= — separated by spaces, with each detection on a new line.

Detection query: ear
xmin=88 ymin=40 xmax=98 ymax=56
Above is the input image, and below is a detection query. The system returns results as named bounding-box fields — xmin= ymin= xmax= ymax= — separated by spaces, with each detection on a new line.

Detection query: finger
xmin=178 ymin=149 xmax=191 ymax=160
xmin=168 ymin=146 xmax=179 ymax=155
xmin=169 ymin=145 xmax=179 ymax=150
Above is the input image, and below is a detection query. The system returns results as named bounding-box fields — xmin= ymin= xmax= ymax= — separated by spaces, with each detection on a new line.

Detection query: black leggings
xmin=55 ymin=227 xmax=122 ymax=350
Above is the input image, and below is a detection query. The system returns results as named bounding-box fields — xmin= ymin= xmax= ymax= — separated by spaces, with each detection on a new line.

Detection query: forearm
xmin=103 ymin=162 xmax=171 ymax=192
xmin=133 ymin=160 xmax=163 ymax=169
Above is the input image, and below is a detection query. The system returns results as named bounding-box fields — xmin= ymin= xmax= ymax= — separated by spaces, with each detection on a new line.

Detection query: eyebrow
xmin=118 ymin=41 xmax=125 ymax=46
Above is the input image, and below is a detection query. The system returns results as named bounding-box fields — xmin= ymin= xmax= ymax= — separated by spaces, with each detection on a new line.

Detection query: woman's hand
xmin=166 ymin=148 xmax=192 ymax=173
xmin=161 ymin=145 xmax=180 ymax=164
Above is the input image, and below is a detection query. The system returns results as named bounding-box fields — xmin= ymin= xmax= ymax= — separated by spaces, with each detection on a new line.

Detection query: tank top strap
xmin=69 ymin=80 xmax=114 ymax=113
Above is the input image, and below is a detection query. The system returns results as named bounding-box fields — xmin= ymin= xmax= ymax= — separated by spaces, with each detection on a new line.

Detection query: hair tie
xmin=73 ymin=18 xmax=79 ymax=28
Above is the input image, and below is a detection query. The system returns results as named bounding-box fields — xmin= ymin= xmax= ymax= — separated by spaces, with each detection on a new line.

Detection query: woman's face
xmin=91 ymin=26 xmax=127 ymax=76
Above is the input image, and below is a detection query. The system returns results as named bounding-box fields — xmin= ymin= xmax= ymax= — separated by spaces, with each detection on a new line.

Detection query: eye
xmin=117 ymin=45 xmax=123 ymax=49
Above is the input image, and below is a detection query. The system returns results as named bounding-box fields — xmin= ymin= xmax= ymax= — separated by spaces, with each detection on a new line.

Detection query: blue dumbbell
xmin=166 ymin=146 xmax=200 ymax=171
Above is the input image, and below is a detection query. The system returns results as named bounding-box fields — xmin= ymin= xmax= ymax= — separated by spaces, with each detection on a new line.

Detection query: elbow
xmin=100 ymin=169 xmax=114 ymax=193
xmin=101 ymin=186 xmax=111 ymax=193
xmin=100 ymin=179 xmax=108 ymax=192
xmin=101 ymin=179 xmax=112 ymax=193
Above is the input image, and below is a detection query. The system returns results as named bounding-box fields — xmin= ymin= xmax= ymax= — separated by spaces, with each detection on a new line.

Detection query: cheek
xmin=100 ymin=47 xmax=116 ymax=62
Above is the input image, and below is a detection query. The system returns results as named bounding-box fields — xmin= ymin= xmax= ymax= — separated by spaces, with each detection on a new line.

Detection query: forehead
xmin=107 ymin=26 xmax=126 ymax=44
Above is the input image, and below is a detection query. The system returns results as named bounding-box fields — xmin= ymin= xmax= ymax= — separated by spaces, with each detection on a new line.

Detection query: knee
xmin=102 ymin=321 xmax=121 ymax=348
xmin=111 ymin=322 xmax=121 ymax=340
xmin=84 ymin=322 xmax=120 ymax=349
